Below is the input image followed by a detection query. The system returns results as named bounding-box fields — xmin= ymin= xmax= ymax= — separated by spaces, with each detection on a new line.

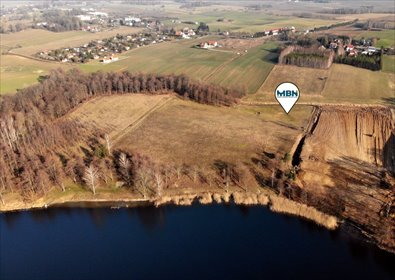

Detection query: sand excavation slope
xmin=302 ymin=107 xmax=395 ymax=170
xmin=297 ymin=107 xmax=395 ymax=252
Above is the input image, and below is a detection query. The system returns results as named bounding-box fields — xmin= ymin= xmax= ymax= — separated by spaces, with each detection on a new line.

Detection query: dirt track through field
xmin=112 ymin=96 xmax=175 ymax=144
xmin=203 ymin=53 xmax=240 ymax=81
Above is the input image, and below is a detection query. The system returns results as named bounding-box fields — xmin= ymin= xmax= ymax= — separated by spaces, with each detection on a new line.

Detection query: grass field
xmin=320 ymin=27 xmax=395 ymax=49
xmin=356 ymin=29 xmax=395 ymax=48
xmin=382 ymin=55 xmax=395 ymax=73
xmin=69 ymin=94 xmax=312 ymax=166
xmin=250 ymin=64 xmax=395 ymax=104
xmin=206 ymin=41 xmax=278 ymax=93
xmin=162 ymin=11 xmax=341 ymax=33
xmin=0 ymin=27 xmax=143 ymax=94
xmin=79 ymin=37 xmax=233 ymax=79
xmin=68 ymin=94 xmax=173 ymax=142
xmin=0 ymin=55 xmax=71 ymax=94
xmin=0 ymin=27 xmax=144 ymax=56
xmin=1 ymin=13 xmax=392 ymax=102
xmin=80 ymin=39 xmax=278 ymax=94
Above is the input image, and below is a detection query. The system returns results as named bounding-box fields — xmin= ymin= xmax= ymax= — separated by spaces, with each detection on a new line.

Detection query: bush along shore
xmin=0 ymin=186 xmax=338 ymax=231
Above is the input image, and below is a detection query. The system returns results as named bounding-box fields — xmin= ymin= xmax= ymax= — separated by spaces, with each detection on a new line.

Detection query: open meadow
xmin=80 ymin=37 xmax=234 ymax=79
xmin=0 ymin=27 xmax=143 ymax=94
xmin=162 ymin=11 xmax=342 ymax=34
xmin=249 ymin=64 xmax=395 ymax=104
xmin=69 ymin=94 xmax=312 ymax=166
xmin=318 ymin=26 xmax=395 ymax=49
xmin=79 ymin=38 xmax=278 ymax=94
xmin=1 ymin=4 xmax=393 ymax=101
xmin=382 ymin=55 xmax=395 ymax=73
xmin=0 ymin=55 xmax=71 ymax=94
xmin=206 ymin=41 xmax=278 ymax=93
xmin=0 ymin=27 xmax=144 ymax=55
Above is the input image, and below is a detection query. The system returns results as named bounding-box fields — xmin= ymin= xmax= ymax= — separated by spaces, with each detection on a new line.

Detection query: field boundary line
xmin=239 ymin=101 xmax=388 ymax=108
xmin=112 ymin=95 xmax=175 ymax=144
xmin=203 ymin=53 xmax=241 ymax=81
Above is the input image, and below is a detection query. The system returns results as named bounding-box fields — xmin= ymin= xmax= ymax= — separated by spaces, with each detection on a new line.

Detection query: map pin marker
xmin=275 ymin=82 xmax=300 ymax=114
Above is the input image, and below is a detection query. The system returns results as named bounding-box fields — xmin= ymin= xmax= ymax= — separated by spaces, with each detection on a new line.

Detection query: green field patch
xmin=207 ymin=42 xmax=278 ymax=93
xmin=382 ymin=55 xmax=395 ymax=73
xmin=80 ymin=38 xmax=234 ymax=80
xmin=354 ymin=29 xmax=395 ymax=48
xmin=251 ymin=63 xmax=394 ymax=104
xmin=163 ymin=11 xmax=340 ymax=33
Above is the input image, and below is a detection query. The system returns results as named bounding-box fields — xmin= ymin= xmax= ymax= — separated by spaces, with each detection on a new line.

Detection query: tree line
xmin=33 ymin=9 xmax=83 ymax=32
xmin=1 ymin=9 xmax=84 ymax=34
xmin=0 ymin=69 xmax=243 ymax=201
xmin=335 ymin=54 xmax=382 ymax=71
xmin=278 ymin=46 xmax=335 ymax=69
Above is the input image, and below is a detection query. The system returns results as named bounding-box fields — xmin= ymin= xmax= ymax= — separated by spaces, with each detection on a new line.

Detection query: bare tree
xmin=83 ymin=165 xmax=99 ymax=195
xmin=153 ymin=170 xmax=163 ymax=197
xmin=0 ymin=117 xmax=19 ymax=151
xmin=175 ymin=165 xmax=183 ymax=180
xmin=192 ymin=166 xmax=200 ymax=183
xmin=118 ymin=152 xmax=131 ymax=185
xmin=104 ymin=134 xmax=112 ymax=155
xmin=135 ymin=167 xmax=152 ymax=199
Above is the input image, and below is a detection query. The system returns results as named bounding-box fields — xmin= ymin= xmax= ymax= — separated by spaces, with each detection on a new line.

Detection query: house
xmin=345 ymin=44 xmax=354 ymax=52
xmin=187 ymin=29 xmax=196 ymax=36
xmin=208 ymin=41 xmax=218 ymax=47
xmin=183 ymin=28 xmax=195 ymax=36
xmin=367 ymin=46 xmax=378 ymax=54
xmin=263 ymin=29 xmax=279 ymax=36
xmin=200 ymin=42 xmax=209 ymax=48
xmin=175 ymin=31 xmax=190 ymax=39
xmin=199 ymin=41 xmax=218 ymax=49
xmin=124 ymin=17 xmax=141 ymax=26
xmin=88 ymin=11 xmax=108 ymax=18
xmin=348 ymin=49 xmax=358 ymax=57
xmin=270 ymin=29 xmax=279 ymax=35
xmin=76 ymin=15 xmax=92 ymax=21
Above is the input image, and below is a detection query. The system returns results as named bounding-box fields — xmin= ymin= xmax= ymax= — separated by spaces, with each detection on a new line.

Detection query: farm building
xmin=199 ymin=41 xmax=218 ymax=49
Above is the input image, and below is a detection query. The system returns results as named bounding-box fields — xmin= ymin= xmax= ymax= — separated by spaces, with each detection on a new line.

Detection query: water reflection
xmin=1 ymin=204 xmax=394 ymax=280
xmin=2 ymin=211 xmax=21 ymax=230
xmin=235 ymin=204 xmax=251 ymax=217
xmin=135 ymin=206 xmax=166 ymax=232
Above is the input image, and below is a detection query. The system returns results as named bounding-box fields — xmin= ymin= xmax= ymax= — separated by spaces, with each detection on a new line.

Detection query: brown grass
xmin=269 ymin=196 xmax=338 ymax=229
xmin=116 ymin=98 xmax=306 ymax=165
xmin=68 ymin=94 xmax=172 ymax=141
xmin=68 ymin=95 xmax=312 ymax=167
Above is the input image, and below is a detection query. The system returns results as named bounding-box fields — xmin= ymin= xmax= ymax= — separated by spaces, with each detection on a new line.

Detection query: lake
xmin=1 ymin=204 xmax=394 ymax=280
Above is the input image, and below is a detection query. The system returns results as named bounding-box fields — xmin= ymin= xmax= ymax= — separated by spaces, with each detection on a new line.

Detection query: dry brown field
xmin=69 ymin=94 xmax=313 ymax=166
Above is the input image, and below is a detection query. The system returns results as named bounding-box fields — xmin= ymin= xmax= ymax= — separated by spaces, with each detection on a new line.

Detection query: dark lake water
xmin=1 ymin=204 xmax=394 ymax=280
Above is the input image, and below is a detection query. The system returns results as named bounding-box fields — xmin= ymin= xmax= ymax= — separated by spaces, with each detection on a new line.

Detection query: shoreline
xmin=3 ymin=189 xmax=395 ymax=254
xmin=0 ymin=189 xmax=338 ymax=230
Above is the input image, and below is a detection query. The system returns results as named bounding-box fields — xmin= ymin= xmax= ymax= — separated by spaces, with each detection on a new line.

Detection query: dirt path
xmin=203 ymin=53 xmax=241 ymax=81
xmin=240 ymin=101 xmax=388 ymax=108
xmin=4 ymin=51 xmax=64 ymax=65
xmin=112 ymin=95 xmax=175 ymax=144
